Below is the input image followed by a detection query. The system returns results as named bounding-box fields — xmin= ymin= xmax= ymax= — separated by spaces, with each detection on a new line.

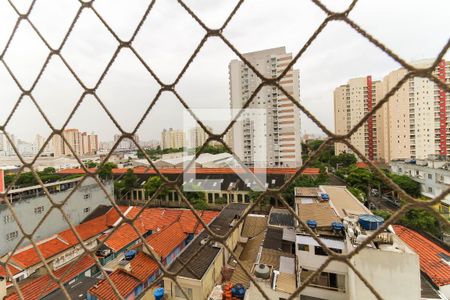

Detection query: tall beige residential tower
xmin=161 ymin=128 xmax=185 ymax=150
xmin=334 ymin=59 xmax=450 ymax=162
xmin=229 ymin=47 xmax=302 ymax=167
xmin=334 ymin=76 xmax=383 ymax=161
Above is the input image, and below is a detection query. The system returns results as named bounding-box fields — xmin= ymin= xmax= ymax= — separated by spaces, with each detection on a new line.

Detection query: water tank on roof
xmin=254 ymin=264 xmax=270 ymax=279
xmin=320 ymin=193 xmax=330 ymax=201
xmin=306 ymin=219 xmax=317 ymax=229
xmin=231 ymin=283 xmax=246 ymax=299
xmin=331 ymin=222 xmax=344 ymax=233
xmin=358 ymin=214 xmax=384 ymax=231
xmin=124 ymin=250 xmax=137 ymax=260
xmin=154 ymin=287 xmax=164 ymax=300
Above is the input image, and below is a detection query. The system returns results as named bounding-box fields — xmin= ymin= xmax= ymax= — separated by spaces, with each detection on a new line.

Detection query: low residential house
xmin=393 ymin=225 xmax=450 ymax=299
xmin=87 ymin=251 xmax=160 ymax=300
xmin=164 ymin=203 xmax=248 ymax=300
xmin=294 ymin=186 xmax=421 ymax=300
xmin=0 ymin=206 xmax=124 ymax=286
xmin=0 ymin=176 xmax=113 ymax=255
xmin=229 ymin=212 xmax=298 ymax=300
xmin=3 ymin=255 xmax=98 ymax=300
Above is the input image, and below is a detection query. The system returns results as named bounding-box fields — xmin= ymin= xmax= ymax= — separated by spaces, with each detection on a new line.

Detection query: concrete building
xmin=334 ymin=76 xmax=383 ymax=161
xmin=390 ymin=158 xmax=450 ymax=216
xmin=294 ymin=186 xmax=421 ymax=300
xmin=189 ymin=126 xmax=210 ymax=148
xmin=50 ymin=129 xmax=99 ymax=157
xmin=229 ymin=47 xmax=302 ymax=168
xmin=161 ymin=128 xmax=185 ymax=150
xmin=335 ymin=59 xmax=450 ymax=162
xmin=165 ymin=203 xmax=248 ymax=300
xmin=113 ymin=133 xmax=139 ymax=151
xmin=0 ymin=176 xmax=113 ymax=255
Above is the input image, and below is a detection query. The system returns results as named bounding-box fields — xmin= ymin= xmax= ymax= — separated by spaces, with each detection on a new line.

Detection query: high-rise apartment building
xmin=188 ymin=126 xmax=210 ymax=148
xmin=334 ymin=76 xmax=383 ymax=161
xmin=113 ymin=134 xmax=139 ymax=150
xmin=334 ymin=59 xmax=450 ymax=162
xmin=50 ymin=129 xmax=99 ymax=157
xmin=229 ymin=47 xmax=302 ymax=167
xmin=161 ymin=128 xmax=185 ymax=150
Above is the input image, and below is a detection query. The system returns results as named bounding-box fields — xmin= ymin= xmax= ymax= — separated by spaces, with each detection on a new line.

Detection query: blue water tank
xmin=306 ymin=219 xmax=317 ymax=229
xmin=320 ymin=193 xmax=330 ymax=201
xmin=154 ymin=287 xmax=164 ymax=300
xmin=124 ymin=250 xmax=137 ymax=260
xmin=358 ymin=214 xmax=384 ymax=230
xmin=231 ymin=284 xmax=246 ymax=299
xmin=331 ymin=222 xmax=344 ymax=232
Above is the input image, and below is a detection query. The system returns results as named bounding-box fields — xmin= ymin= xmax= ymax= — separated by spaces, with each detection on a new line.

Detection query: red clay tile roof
xmin=101 ymin=208 xmax=219 ymax=252
xmin=393 ymin=225 xmax=450 ymax=286
xmin=178 ymin=210 xmax=219 ymax=234
xmin=58 ymin=167 xmax=320 ymax=175
xmin=5 ymin=255 xmax=96 ymax=300
xmin=356 ymin=162 xmax=369 ymax=168
xmin=146 ymin=222 xmax=187 ymax=258
xmin=88 ymin=269 xmax=141 ymax=300
xmin=11 ymin=237 xmax=71 ymax=269
xmin=9 ymin=207 xmax=124 ymax=269
xmin=100 ymin=222 xmax=146 ymax=252
xmin=128 ymin=252 xmax=159 ymax=282
xmin=0 ymin=264 xmax=21 ymax=278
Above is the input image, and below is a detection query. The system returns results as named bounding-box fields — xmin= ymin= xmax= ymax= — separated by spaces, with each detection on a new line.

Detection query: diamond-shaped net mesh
xmin=0 ymin=0 xmax=449 ymax=299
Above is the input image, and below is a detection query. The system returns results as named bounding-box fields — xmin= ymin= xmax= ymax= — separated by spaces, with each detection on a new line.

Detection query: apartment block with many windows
xmin=334 ymin=76 xmax=383 ymax=161
xmin=334 ymin=59 xmax=450 ymax=162
xmin=229 ymin=47 xmax=302 ymax=168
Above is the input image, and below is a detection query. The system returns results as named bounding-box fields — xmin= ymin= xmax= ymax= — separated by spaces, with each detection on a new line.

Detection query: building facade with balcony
xmin=229 ymin=47 xmax=302 ymax=168
xmin=335 ymin=59 xmax=450 ymax=162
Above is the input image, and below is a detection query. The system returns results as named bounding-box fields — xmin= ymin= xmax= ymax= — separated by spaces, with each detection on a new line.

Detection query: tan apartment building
xmin=335 ymin=59 xmax=450 ymax=162
xmin=50 ymin=129 xmax=99 ymax=157
xmin=161 ymin=128 xmax=185 ymax=150
xmin=188 ymin=126 xmax=210 ymax=148
xmin=229 ymin=47 xmax=302 ymax=167
xmin=334 ymin=76 xmax=383 ymax=161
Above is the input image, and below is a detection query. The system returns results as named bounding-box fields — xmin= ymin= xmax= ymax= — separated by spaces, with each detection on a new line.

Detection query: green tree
xmin=348 ymin=186 xmax=366 ymax=202
xmin=389 ymin=174 xmax=421 ymax=198
xmin=331 ymin=153 xmax=357 ymax=168
xmin=191 ymin=198 xmax=209 ymax=210
xmin=98 ymin=162 xmax=117 ymax=180
xmin=345 ymin=167 xmax=379 ymax=190
xmin=373 ymin=210 xmax=392 ymax=220
xmin=144 ymin=176 xmax=168 ymax=199
xmin=399 ymin=208 xmax=441 ymax=237
xmin=84 ymin=161 xmax=97 ymax=168
xmin=42 ymin=167 xmax=56 ymax=174
xmin=195 ymin=144 xmax=228 ymax=155
xmin=282 ymin=174 xmax=329 ymax=206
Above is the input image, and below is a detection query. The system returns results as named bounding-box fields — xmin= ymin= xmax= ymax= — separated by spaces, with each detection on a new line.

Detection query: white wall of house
xmin=0 ymin=177 xmax=113 ymax=255
xmin=348 ymin=246 xmax=420 ymax=300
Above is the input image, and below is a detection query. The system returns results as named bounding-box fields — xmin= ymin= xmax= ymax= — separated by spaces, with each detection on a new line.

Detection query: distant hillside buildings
xmin=335 ymin=59 xmax=450 ymax=162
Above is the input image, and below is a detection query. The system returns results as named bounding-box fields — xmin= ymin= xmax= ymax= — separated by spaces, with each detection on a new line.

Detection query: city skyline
xmin=1 ymin=0 xmax=449 ymax=143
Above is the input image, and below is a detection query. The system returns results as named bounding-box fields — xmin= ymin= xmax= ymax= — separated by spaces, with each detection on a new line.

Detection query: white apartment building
xmin=335 ymin=59 xmax=450 ymax=162
xmin=229 ymin=47 xmax=302 ymax=168
xmin=161 ymin=128 xmax=185 ymax=150
xmin=390 ymin=158 xmax=450 ymax=202
xmin=0 ymin=176 xmax=113 ymax=255
xmin=294 ymin=186 xmax=421 ymax=300
xmin=334 ymin=76 xmax=383 ymax=161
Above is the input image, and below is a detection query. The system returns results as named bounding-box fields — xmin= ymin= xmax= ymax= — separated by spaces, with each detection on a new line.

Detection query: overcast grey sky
xmin=0 ymin=0 xmax=449 ymax=143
